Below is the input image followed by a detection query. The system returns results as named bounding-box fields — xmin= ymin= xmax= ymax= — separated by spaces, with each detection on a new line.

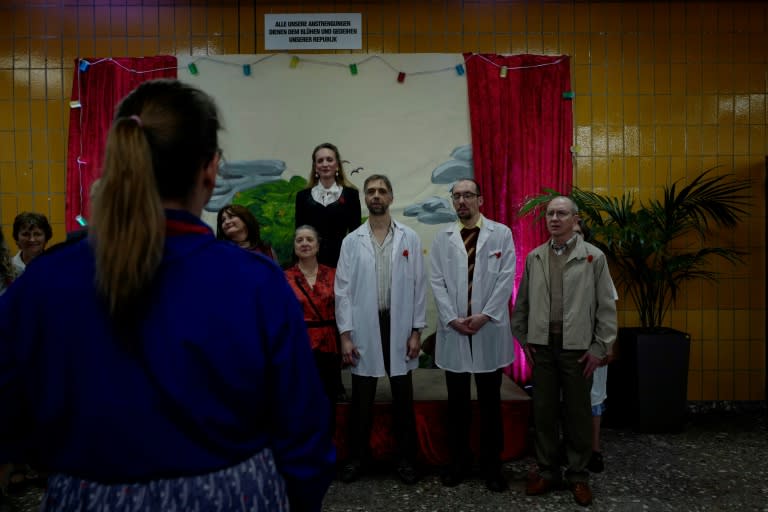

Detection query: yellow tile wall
xmin=0 ymin=0 xmax=764 ymax=401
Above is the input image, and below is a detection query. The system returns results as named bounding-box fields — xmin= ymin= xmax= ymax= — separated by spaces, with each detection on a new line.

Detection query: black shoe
xmin=440 ymin=464 xmax=467 ymax=487
xmin=339 ymin=460 xmax=363 ymax=483
xmin=396 ymin=460 xmax=420 ymax=485
xmin=587 ymin=451 xmax=604 ymax=473
xmin=485 ymin=471 xmax=509 ymax=493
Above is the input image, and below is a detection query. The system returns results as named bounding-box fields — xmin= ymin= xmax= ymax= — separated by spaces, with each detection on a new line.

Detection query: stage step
xmin=334 ymin=368 xmax=531 ymax=465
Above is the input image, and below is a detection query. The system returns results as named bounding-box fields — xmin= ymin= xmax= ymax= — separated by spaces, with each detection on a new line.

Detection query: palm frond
xmin=517 ymin=169 xmax=750 ymax=328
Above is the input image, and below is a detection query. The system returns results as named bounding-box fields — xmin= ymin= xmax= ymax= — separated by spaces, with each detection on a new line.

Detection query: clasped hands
xmin=449 ymin=314 xmax=490 ymax=336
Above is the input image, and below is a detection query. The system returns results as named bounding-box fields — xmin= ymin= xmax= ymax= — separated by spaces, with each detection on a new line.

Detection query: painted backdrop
xmin=179 ymin=53 xmax=475 ymax=335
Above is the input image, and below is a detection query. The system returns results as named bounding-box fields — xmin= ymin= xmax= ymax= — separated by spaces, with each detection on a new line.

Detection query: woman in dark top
xmin=10 ymin=212 xmax=52 ymax=276
xmin=216 ymin=203 xmax=278 ymax=261
xmin=294 ymin=142 xmax=361 ymax=268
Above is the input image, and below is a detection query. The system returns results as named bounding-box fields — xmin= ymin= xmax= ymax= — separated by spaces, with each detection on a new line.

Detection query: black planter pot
xmin=603 ymin=327 xmax=691 ymax=433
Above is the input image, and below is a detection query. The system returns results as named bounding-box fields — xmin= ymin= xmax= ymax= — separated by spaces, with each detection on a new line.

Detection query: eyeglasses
xmin=451 ymin=192 xmax=479 ymax=201
xmin=545 ymin=209 xmax=573 ymax=219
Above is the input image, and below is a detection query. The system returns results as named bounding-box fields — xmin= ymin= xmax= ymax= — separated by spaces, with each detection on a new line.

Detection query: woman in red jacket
xmin=285 ymin=225 xmax=340 ymax=433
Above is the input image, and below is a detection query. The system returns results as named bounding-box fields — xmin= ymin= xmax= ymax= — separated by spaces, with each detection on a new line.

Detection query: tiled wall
xmin=0 ymin=1 xmax=764 ymax=400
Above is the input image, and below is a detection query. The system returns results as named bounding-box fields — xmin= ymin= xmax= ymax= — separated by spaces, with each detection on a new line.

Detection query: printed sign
xmin=265 ymin=13 xmax=362 ymax=50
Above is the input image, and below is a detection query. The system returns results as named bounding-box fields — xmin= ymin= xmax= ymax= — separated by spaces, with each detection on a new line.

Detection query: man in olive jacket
xmin=511 ymin=196 xmax=617 ymax=507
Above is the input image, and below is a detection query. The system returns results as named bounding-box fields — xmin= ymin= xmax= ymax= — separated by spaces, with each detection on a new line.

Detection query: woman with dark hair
xmin=216 ymin=203 xmax=278 ymax=260
xmin=11 ymin=212 xmax=52 ymax=276
xmin=0 ymin=79 xmax=334 ymax=511
xmin=284 ymin=225 xmax=340 ymax=434
xmin=294 ymin=142 xmax=361 ymax=268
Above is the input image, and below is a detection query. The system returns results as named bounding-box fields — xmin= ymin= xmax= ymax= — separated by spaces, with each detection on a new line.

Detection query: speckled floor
xmin=4 ymin=404 xmax=767 ymax=511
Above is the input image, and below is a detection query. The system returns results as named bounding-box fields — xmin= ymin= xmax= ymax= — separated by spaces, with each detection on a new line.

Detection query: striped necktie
xmin=461 ymin=226 xmax=480 ymax=314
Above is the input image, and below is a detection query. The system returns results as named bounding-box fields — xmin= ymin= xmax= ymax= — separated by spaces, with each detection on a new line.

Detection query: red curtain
xmin=65 ymin=56 xmax=177 ymax=232
xmin=464 ymin=53 xmax=573 ymax=384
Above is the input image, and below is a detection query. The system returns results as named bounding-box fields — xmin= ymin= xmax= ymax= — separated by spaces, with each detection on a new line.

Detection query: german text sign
xmin=265 ymin=13 xmax=362 ymax=50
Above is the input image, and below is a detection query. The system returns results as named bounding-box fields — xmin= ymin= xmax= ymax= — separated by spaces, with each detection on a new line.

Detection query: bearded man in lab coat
xmin=430 ymin=178 xmax=515 ymax=493
xmin=335 ymin=174 xmax=426 ymax=485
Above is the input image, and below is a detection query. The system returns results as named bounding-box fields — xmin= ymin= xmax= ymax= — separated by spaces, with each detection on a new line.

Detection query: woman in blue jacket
xmin=0 ymin=79 xmax=335 ymax=512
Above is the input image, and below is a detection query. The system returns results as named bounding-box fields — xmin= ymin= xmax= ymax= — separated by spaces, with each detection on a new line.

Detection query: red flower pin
xmin=494 ymin=251 xmax=501 ymax=259
xmin=587 ymin=254 xmax=593 ymax=263
xmin=338 ymin=195 xmax=346 ymax=204
xmin=403 ymin=249 xmax=409 ymax=258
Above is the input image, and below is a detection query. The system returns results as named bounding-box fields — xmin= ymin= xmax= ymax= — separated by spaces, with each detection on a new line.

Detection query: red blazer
xmin=285 ymin=264 xmax=338 ymax=353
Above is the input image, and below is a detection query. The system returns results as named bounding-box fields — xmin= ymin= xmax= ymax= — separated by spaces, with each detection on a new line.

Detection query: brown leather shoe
xmin=570 ymin=481 xmax=593 ymax=507
xmin=525 ymin=474 xmax=557 ymax=496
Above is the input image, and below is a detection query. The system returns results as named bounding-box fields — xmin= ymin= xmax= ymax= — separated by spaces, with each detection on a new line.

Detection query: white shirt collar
xmin=310 ymin=181 xmax=342 ymax=206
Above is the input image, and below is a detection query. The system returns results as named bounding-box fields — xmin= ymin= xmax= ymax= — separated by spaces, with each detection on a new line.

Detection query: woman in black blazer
xmin=295 ymin=142 xmax=361 ymax=268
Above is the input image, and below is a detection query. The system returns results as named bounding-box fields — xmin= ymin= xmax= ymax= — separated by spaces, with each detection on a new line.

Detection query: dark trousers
xmin=313 ymin=350 xmax=339 ymax=435
xmin=531 ymin=333 xmax=592 ymax=482
xmin=346 ymin=310 xmax=418 ymax=464
xmin=445 ymin=368 xmax=504 ymax=472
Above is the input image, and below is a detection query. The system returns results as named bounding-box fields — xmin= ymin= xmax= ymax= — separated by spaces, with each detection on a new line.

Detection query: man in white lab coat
xmin=430 ymin=178 xmax=515 ymax=492
xmin=335 ymin=174 xmax=426 ymax=485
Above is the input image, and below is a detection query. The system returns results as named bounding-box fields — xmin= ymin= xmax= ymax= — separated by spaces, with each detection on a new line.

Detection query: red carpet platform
xmin=333 ymin=368 xmax=531 ymax=466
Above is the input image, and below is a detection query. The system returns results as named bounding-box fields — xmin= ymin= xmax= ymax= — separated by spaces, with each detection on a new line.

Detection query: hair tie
xmin=129 ymin=114 xmax=142 ymax=127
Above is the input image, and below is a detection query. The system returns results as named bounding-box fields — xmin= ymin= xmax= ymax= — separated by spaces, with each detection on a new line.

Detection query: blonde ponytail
xmin=90 ymin=117 xmax=165 ymax=321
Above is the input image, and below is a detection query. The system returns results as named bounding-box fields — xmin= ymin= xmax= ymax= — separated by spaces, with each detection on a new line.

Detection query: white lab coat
xmin=430 ymin=216 xmax=515 ymax=373
xmin=335 ymin=219 xmax=426 ymax=377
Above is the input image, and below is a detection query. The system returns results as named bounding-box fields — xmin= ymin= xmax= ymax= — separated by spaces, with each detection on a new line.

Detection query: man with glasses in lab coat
xmin=430 ymin=178 xmax=516 ymax=493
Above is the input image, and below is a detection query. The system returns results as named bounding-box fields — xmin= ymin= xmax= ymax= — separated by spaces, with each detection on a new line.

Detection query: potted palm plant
xmin=519 ymin=168 xmax=750 ymax=432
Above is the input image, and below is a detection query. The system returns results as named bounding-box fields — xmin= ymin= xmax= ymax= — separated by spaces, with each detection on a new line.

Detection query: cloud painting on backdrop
xmin=178 ymin=53 xmax=473 ymax=334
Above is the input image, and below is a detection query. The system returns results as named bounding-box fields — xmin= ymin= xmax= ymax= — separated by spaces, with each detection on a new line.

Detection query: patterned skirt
xmin=40 ymin=448 xmax=289 ymax=512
